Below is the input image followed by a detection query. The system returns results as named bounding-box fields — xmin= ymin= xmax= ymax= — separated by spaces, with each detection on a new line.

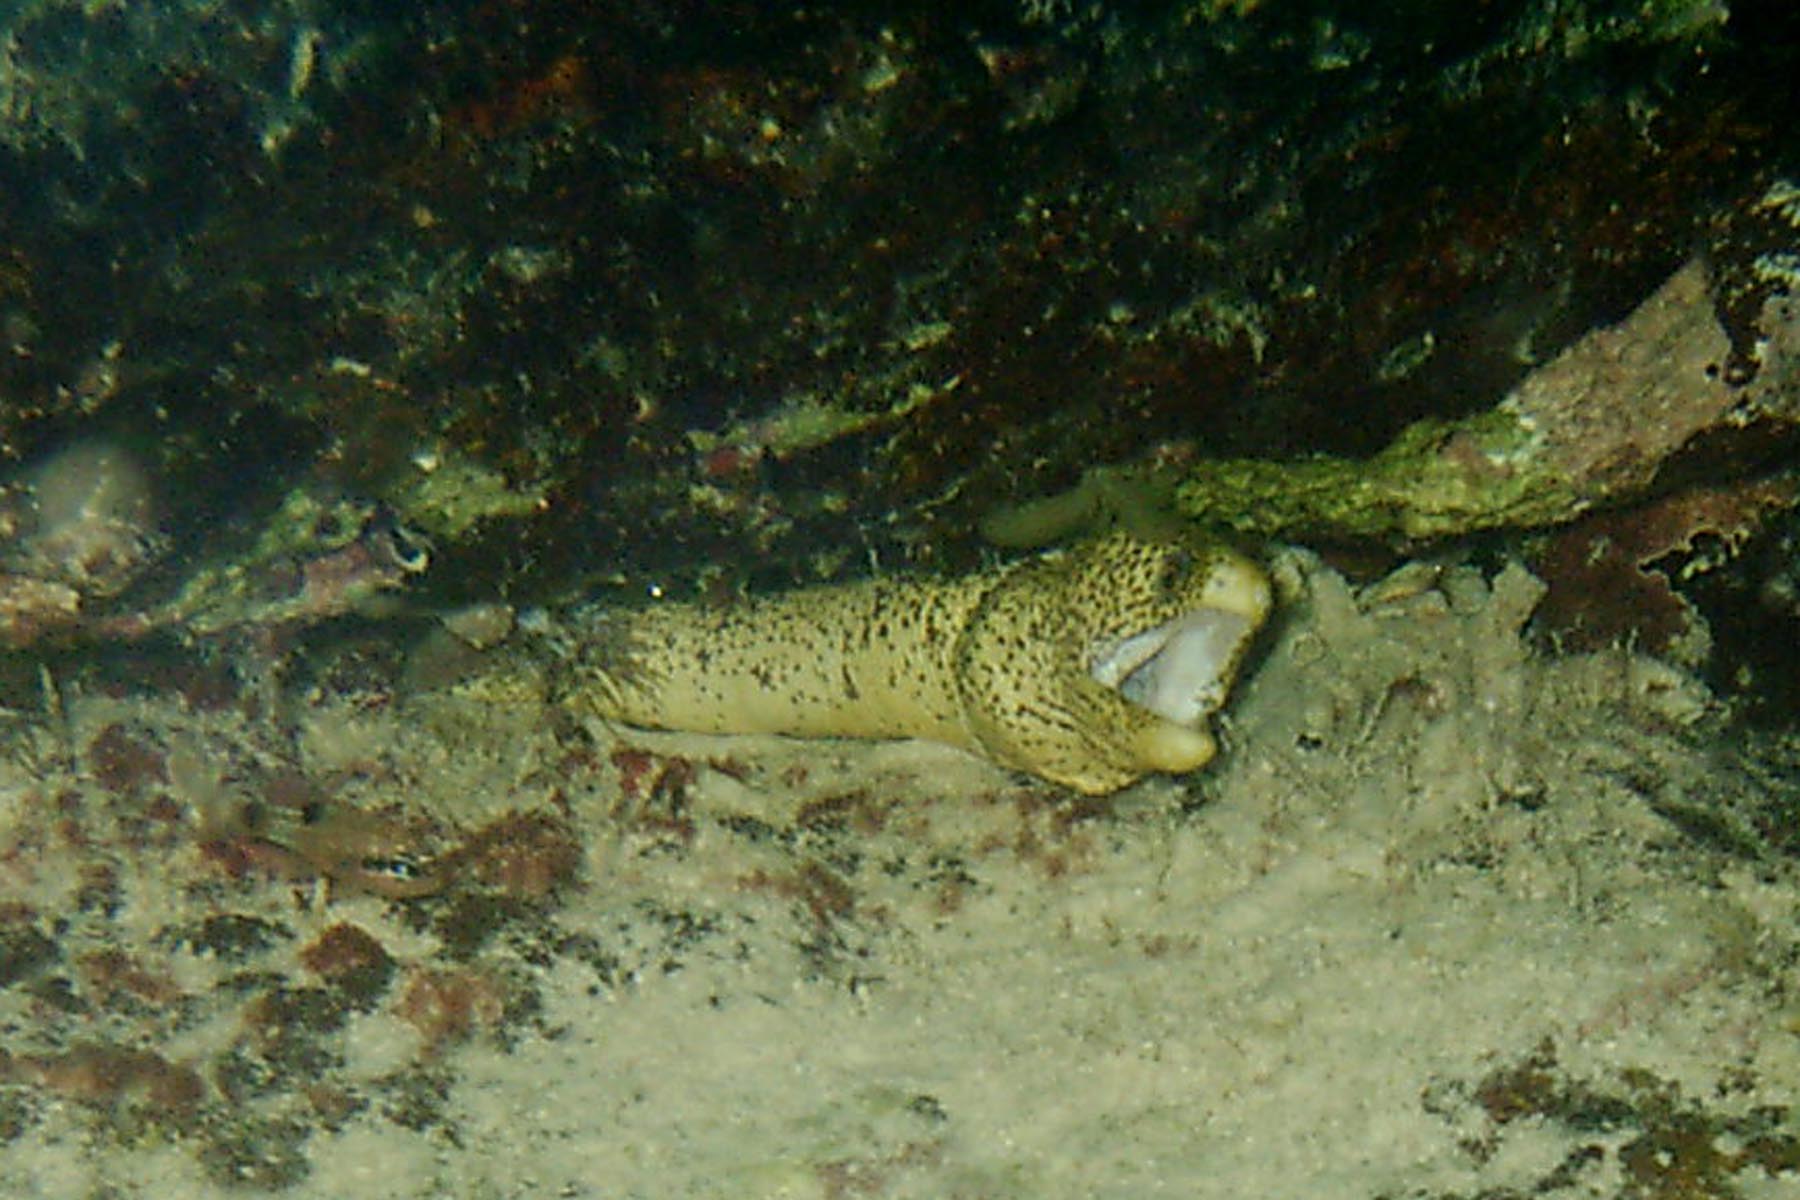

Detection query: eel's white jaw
xmin=1087 ymin=607 xmax=1259 ymax=725
xmin=1087 ymin=550 xmax=1272 ymax=727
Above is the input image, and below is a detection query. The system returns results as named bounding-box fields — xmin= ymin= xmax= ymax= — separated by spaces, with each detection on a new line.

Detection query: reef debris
xmin=0 ymin=440 xmax=162 ymax=647
xmin=988 ymin=251 xmax=1800 ymax=547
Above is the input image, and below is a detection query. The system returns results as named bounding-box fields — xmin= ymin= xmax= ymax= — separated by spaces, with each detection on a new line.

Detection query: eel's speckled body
xmin=561 ymin=532 xmax=1271 ymax=794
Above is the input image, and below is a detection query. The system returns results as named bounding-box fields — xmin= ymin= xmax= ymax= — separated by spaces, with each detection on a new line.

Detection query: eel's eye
xmin=361 ymin=854 xmax=429 ymax=880
xmin=1156 ymin=551 xmax=1192 ymax=596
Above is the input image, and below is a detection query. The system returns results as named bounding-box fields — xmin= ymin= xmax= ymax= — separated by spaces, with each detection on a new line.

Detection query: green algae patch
xmin=1165 ymin=405 xmax=1580 ymax=542
xmin=983 ymin=407 xmax=1573 ymax=547
xmin=386 ymin=446 xmax=547 ymax=542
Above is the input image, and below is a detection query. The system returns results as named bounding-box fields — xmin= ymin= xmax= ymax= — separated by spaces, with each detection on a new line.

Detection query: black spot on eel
xmin=560 ymin=531 xmax=1272 ymax=795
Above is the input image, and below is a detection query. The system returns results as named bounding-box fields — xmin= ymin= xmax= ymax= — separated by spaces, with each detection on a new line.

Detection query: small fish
xmin=210 ymin=795 xmax=446 ymax=899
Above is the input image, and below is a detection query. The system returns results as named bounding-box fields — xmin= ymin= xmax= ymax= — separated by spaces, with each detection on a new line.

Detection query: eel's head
xmin=956 ymin=531 xmax=1272 ymax=794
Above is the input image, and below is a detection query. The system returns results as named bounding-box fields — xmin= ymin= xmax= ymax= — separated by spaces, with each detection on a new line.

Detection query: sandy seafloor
xmin=1 ymin=547 xmax=1797 ymax=1199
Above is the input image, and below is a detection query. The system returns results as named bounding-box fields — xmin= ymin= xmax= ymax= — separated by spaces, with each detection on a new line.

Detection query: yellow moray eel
xmin=560 ymin=531 xmax=1272 ymax=795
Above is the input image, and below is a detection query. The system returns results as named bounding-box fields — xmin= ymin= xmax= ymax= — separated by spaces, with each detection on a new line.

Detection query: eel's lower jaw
xmin=1088 ymin=606 xmax=1260 ymax=726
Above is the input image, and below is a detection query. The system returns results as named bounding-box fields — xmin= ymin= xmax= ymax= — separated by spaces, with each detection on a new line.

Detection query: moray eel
xmin=560 ymin=531 xmax=1271 ymax=794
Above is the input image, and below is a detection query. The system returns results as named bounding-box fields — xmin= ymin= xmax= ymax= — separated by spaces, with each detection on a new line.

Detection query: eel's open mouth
xmin=1087 ymin=608 xmax=1258 ymax=726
